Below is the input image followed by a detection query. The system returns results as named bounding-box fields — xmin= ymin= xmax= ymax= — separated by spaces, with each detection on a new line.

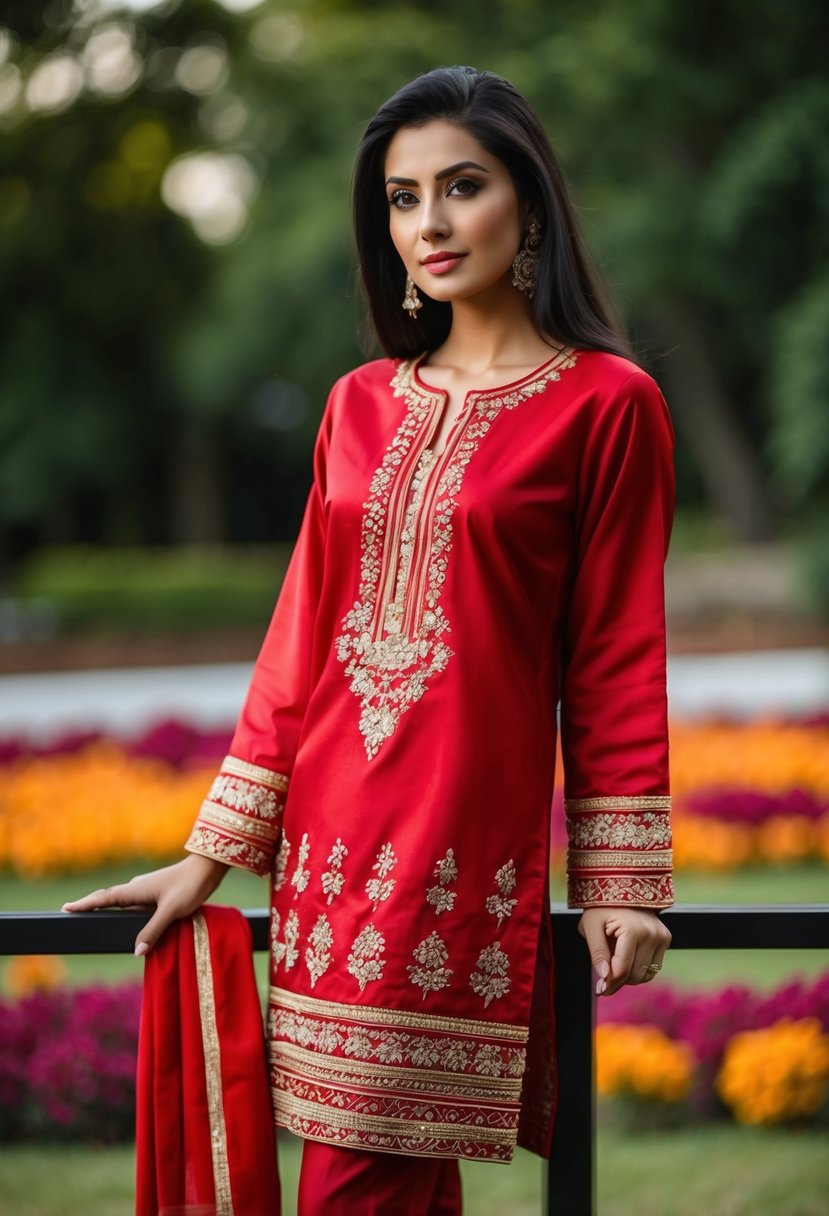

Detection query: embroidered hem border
xmin=186 ymin=755 xmax=289 ymax=877
xmin=267 ymin=986 xmax=529 ymax=1162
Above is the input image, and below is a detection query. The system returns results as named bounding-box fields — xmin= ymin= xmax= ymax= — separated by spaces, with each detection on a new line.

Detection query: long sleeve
xmin=185 ymin=398 xmax=334 ymax=876
xmin=560 ymin=370 xmax=675 ymax=909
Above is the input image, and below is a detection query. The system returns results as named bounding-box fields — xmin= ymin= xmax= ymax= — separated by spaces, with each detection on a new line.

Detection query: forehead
xmin=384 ymin=119 xmax=503 ymax=180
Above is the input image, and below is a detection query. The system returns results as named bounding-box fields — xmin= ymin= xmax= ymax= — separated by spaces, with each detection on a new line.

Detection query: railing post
xmin=548 ymin=911 xmax=595 ymax=1216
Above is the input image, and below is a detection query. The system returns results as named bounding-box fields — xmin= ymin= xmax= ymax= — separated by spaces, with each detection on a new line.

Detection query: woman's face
xmin=384 ymin=119 xmax=526 ymax=307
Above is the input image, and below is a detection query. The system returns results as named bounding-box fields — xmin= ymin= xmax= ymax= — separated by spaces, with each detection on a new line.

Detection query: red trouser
xmin=297 ymin=1140 xmax=463 ymax=1216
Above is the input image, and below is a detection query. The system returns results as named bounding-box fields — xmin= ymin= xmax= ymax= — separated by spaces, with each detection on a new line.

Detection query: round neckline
xmin=410 ymin=344 xmax=574 ymax=402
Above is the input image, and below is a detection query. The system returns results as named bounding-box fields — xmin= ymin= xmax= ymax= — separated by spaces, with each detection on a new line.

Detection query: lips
xmin=421 ymin=252 xmax=467 ymax=275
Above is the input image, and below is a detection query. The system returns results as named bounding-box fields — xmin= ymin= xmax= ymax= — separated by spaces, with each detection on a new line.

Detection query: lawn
xmin=0 ymin=1124 xmax=827 ymax=1216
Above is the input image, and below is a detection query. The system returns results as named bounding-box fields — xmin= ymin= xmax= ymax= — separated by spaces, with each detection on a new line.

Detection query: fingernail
xmin=597 ymin=961 xmax=610 ymax=979
xmin=134 ymin=943 xmax=149 ymax=958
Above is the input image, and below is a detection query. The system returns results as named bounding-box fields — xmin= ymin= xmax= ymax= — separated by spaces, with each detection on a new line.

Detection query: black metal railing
xmin=1 ymin=903 xmax=827 ymax=1216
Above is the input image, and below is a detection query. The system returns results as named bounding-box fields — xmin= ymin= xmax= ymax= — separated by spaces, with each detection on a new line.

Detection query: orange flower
xmin=0 ymin=744 xmax=214 ymax=877
xmin=755 ymin=815 xmax=816 ymax=864
xmin=595 ymin=1023 xmax=694 ymax=1103
xmin=5 ymin=954 xmax=67 ymax=997
xmin=716 ymin=1018 xmax=829 ymax=1124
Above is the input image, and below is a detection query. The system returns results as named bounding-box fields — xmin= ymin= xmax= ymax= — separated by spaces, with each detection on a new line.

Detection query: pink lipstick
xmin=421 ymin=252 xmax=467 ymax=275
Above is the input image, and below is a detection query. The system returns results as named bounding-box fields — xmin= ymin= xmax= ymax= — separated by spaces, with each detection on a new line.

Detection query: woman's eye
xmin=447 ymin=176 xmax=480 ymax=198
xmin=388 ymin=189 xmax=418 ymax=209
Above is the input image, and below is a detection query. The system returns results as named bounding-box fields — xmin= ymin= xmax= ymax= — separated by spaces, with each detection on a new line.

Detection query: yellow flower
xmin=716 ymin=1018 xmax=829 ymax=1125
xmin=596 ymin=1024 xmax=694 ymax=1103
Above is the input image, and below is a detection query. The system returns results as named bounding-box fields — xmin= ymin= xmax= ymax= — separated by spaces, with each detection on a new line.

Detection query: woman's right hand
xmin=61 ymin=853 xmax=229 ymax=957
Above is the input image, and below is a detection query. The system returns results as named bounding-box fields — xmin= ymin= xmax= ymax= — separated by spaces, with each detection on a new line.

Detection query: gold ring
xmin=645 ymin=962 xmax=662 ymax=974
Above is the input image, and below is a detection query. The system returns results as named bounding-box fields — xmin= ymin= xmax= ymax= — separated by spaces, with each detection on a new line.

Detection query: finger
xmin=579 ymin=912 xmax=613 ymax=994
xmin=640 ymin=937 xmax=671 ymax=983
xmin=604 ymin=926 xmax=638 ymax=995
xmin=133 ymin=900 xmax=180 ymax=957
xmin=63 ymin=875 xmax=159 ymax=913
xmin=61 ymin=887 xmax=130 ymax=913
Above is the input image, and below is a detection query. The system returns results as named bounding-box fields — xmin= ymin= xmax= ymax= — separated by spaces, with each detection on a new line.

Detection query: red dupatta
xmin=136 ymin=905 xmax=280 ymax=1216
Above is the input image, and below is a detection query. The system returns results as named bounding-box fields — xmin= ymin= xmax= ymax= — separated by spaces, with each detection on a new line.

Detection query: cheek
xmin=388 ymin=209 xmax=416 ymax=259
xmin=468 ymin=194 xmax=521 ymax=255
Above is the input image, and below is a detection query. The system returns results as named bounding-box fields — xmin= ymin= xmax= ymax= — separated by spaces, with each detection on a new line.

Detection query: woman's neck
xmin=425 ymin=281 xmax=558 ymax=376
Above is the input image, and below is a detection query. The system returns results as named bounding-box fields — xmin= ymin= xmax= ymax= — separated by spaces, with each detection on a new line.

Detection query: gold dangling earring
xmin=511 ymin=219 xmax=542 ymax=298
xmin=402 ymin=273 xmax=423 ymax=319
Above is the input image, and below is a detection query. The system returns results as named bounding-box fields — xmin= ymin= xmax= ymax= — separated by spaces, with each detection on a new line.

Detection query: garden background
xmin=1 ymin=1 xmax=828 ymax=1214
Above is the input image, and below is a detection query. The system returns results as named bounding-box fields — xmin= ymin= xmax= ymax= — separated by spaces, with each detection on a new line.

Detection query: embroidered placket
xmin=336 ymin=349 xmax=578 ymax=759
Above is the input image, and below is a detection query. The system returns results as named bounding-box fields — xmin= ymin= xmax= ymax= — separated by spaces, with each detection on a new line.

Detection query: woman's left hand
xmin=578 ymin=905 xmax=671 ymax=996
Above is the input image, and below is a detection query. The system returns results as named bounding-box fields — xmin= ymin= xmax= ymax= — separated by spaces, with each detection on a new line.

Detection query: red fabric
xmin=136 ymin=905 xmax=280 ymax=1216
xmin=185 ymin=349 xmax=675 ymax=1163
xmin=297 ymin=1141 xmax=462 ymax=1216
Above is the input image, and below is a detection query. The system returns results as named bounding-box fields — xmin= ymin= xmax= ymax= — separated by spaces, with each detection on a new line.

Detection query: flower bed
xmin=0 ymin=980 xmax=140 ymax=1142
xmin=0 ymin=716 xmax=827 ymax=876
xmin=597 ymin=973 xmax=829 ymax=1125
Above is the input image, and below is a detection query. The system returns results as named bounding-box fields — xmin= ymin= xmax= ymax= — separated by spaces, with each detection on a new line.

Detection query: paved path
xmin=0 ymin=649 xmax=827 ymax=738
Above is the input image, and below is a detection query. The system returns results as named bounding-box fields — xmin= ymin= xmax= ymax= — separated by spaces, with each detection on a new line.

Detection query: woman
xmin=66 ymin=66 xmax=674 ymax=1215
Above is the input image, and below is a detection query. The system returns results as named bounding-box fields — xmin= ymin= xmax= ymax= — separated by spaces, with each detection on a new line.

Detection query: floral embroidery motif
xmin=273 ymin=834 xmax=291 ymax=891
xmin=270 ymin=911 xmax=284 ymax=967
xmin=470 ymin=941 xmax=511 ymax=1008
xmin=485 ymin=860 xmax=517 ymax=928
xmin=336 ymin=350 xmax=578 ymax=760
xmin=347 ymin=923 xmax=386 ymax=991
xmin=282 ymin=910 xmax=300 ymax=971
xmin=206 ymin=773 xmax=280 ymax=819
xmin=426 ymin=848 xmax=458 ymax=915
xmin=365 ymin=842 xmax=398 ymax=910
xmin=290 ymin=832 xmax=311 ymax=897
xmin=407 ymin=931 xmax=453 ymax=1000
xmin=566 ymin=810 xmax=672 ymax=850
xmin=305 ymin=914 xmax=333 ymax=988
xmin=321 ymin=838 xmax=348 ymax=905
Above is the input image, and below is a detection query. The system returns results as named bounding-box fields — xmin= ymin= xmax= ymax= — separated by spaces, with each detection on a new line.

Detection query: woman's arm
xmin=560 ymin=368 xmax=675 ymax=993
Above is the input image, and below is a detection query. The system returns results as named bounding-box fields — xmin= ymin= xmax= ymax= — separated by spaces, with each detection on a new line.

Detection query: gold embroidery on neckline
xmin=336 ymin=348 xmax=578 ymax=759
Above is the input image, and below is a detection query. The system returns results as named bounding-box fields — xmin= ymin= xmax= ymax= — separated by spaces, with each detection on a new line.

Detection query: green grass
xmin=2 ymin=863 xmax=826 ymax=991
xmin=0 ymin=1125 xmax=826 ymax=1216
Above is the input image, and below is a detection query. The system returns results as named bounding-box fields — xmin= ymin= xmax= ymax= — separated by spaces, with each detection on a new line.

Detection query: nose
xmin=419 ymin=194 xmax=450 ymax=243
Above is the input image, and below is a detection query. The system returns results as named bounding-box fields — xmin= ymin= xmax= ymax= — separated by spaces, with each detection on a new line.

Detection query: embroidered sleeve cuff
xmin=564 ymin=795 xmax=674 ymax=910
xmin=185 ymin=756 xmax=289 ymax=877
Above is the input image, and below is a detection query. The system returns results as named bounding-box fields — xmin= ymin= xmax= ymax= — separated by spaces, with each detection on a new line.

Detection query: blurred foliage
xmin=15 ymin=543 xmax=290 ymax=633
xmin=0 ymin=0 xmax=827 ymax=575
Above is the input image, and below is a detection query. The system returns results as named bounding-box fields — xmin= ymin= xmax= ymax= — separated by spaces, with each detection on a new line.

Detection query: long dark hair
xmin=353 ymin=66 xmax=633 ymax=361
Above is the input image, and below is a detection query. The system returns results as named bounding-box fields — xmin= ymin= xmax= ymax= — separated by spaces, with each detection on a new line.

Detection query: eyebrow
xmin=385 ymin=160 xmax=490 ymax=187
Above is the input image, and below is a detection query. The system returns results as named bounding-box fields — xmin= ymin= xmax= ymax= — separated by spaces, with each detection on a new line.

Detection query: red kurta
xmin=186 ymin=346 xmax=675 ymax=1164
